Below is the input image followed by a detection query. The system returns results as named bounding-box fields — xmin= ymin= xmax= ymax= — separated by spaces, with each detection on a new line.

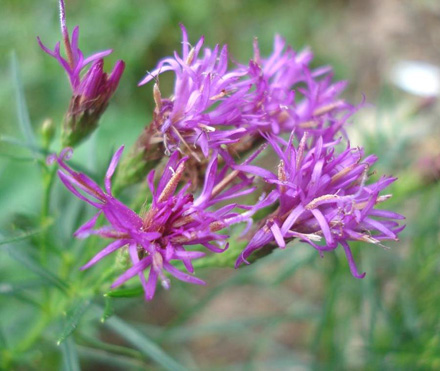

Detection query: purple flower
xmin=139 ymin=25 xmax=248 ymax=159
xmin=49 ymin=146 xmax=257 ymax=300
xmin=235 ymin=36 xmax=357 ymax=142
xmin=233 ymin=132 xmax=405 ymax=278
xmin=38 ymin=0 xmax=125 ymax=147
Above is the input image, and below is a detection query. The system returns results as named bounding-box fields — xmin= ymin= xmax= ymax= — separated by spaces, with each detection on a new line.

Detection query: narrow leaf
xmin=78 ymin=346 xmax=145 ymax=370
xmin=58 ymin=299 xmax=91 ymax=345
xmin=103 ymin=311 xmax=186 ymax=371
xmin=105 ymin=285 xmax=144 ymax=298
xmin=0 ymin=326 xmax=8 ymax=349
xmin=0 ymin=228 xmax=44 ymax=246
xmin=6 ymin=246 xmax=68 ymax=293
xmin=100 ymin=296 xmax=114 ymax=323
xmin=60 ymin=335 xmax=80 ymax=371
xmin=0 ymin=135 xmax=46 ymax=157
xmin=10 ymin=53 xmax=37 ymax=152
xmin=0 ymin=280 xmax=47 ymax=294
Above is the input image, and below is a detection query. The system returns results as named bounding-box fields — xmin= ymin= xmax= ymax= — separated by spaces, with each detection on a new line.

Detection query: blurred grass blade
xmin=6 ymin=246 xmax=68 ymax=293
xmin=60 ymin=336 xmax=80 ymax=371
xmin=58 ymin=299 xmax=91 ymax=345
xmin=105 ymin=285 xmax=144 ymax=298
xmin=0 ymin=228 xmax=44 ymax=246
xmin=0 ymin=326 xmax=7 ymax=349
xmin=0 ymin=135 xmax=46 ymax=157
xmin=78 ymin=346 xmax=145 ymax=370
xmin=10 ymin=53 xmax=37 ymax=153
xmin=0 ymin=280 xmax=47 ymax=295
xmin=104 ymin=312 xmax=187 ymax=371
xmin=0 ymin=151 xmax=37 ymax=162
xmin=100 ymin=296 xmax=114 ymax=323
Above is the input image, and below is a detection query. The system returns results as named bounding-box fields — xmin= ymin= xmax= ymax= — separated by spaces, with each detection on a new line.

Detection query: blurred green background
xmin=1 ymin=0 xmax=440 ymax=369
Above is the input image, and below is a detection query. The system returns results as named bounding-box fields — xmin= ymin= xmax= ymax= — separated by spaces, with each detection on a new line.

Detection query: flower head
xmin=139 ymin=25 xmax=248 ymax=159
xmin=38 ymin=0 xmax=125 ymax=147
xmin=49 ymin=146 xmax=257 ymax=300
xmin=236 ymin=36 xmax=356 ymax=143
xmin=234 ymin=132 xmax=405 ymax=278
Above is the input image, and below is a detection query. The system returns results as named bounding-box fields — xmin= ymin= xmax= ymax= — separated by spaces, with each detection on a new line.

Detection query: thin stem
xmin=40 ymin=166 xmax=57 ymax=265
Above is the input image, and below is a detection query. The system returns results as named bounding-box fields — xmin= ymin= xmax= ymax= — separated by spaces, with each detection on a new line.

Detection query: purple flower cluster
xmin=140 ymin=31 xmax=358 ymax=161
xmin=43 ymin=8 xmax=404 ymax=300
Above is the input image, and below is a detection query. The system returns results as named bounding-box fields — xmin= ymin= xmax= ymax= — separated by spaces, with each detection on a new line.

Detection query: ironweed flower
xmin=38 ymin=0 xmax=125 ymax=147
xmin=233 ymin=132 xmax=405 ymax=278
xmin=236 ymin=36 xmax=356 ymax=143
xmin=139 ymin=25 xmax=248 ymax=160
xmin=49 ymin=146 xmax=257 ymax=300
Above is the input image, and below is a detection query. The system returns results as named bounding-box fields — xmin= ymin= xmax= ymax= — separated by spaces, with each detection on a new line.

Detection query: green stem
xmin=40 ymin=166 xmax=56 ymax=265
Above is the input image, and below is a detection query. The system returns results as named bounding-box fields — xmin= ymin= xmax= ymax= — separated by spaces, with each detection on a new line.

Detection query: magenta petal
xmin=163 ymin=262 xmax=205 ymax=285
xmin=341 ymin=241 xmax=366 ymax=279
xmin=270 ymin=222 xmax=286 ymax=249
xmin=81 ymin=239 xmax=130 ymax=270
xmin=105 ymin=146 xmax=124 ymax=194
xmin=111 ymin=255 xmax=153 ymax=288
xmin=74 ymin=212 xmax=102 ymax=238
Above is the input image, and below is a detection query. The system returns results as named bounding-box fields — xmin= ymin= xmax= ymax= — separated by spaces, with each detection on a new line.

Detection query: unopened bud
xmin=41 ymin=118 xmax=56 ymax=148
xmin=61 ymin=60 xmax=125 ymax=147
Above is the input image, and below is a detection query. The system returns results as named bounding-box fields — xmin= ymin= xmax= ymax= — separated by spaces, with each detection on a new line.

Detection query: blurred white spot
xmin=390 ymin=61 xmax=440 ymax=97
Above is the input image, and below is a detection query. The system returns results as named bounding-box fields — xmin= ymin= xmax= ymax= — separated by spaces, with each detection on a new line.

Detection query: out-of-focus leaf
xmin=78 ymin=346 xmax=145 ymax=370
xmin=10 ymin=53 xmax=37 ymax=154
xmin=60 ymin=335 xmax=80 ymax=371
xmin=105 ymin=285 xmax=144 ymax=298
xmin=0 ymin=152 xmax=37 ymax=162
xmin=0 ymin=136 xmax=46 ymax=157
xmin=103 ymin=311 xmax=187 ymax=371
xmin=100 ymin=296 xmax=114 ymax=323
xmin=57 ymin=299 xmax=91 ymax=345
xmin=0 ymin=229 xmax=44 ymax=246
xmin=0 ymin=326 xmax=7 ymax=349
xmin=6 ymin=246 xmax=68 ymax=293
xmin=76 ymin=332 xmax=143 ymax=360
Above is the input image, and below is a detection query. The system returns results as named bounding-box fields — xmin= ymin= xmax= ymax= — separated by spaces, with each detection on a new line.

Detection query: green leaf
xmin=60 ymin=335 xmax=80 ymax=371
xmin=6 ymin=246 xmax=68 ymax=293
xmin=100 ymin=296 xmax=114 ymax=323
xmin=0 ymin=280 xmax=47 ymax=295
xmin=0 ymin=326 xmax=8 ymax=349
xmin=58 ymin=299 xmax=91 ymax=345
xmin=0 ymin=152 xmax=37 ymax=162
xmin=103 ymin=312 xmax=187 ymax=371
xmin=0 ymin=228 xmax=45 ymax=246
xmin=10 ymin=53 xmax=37 ymax=153
xmin=78 ymin=345 xmax=145 ymax=370
xmin=0 ymin=135 xmax=46 ymax=157
xmin=105 ymin=285 xmax=144 ymax=298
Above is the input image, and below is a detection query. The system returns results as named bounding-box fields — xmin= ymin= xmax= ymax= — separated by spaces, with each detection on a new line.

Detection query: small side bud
xmin=41 ymin=118 xmax=56 ymax=149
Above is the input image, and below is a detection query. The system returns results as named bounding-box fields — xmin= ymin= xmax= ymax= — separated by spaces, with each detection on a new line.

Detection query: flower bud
xmin=62 ymin=60 xmax=125 ymax=147
xmin=40 ymin=118 xmax=56 ymax=149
